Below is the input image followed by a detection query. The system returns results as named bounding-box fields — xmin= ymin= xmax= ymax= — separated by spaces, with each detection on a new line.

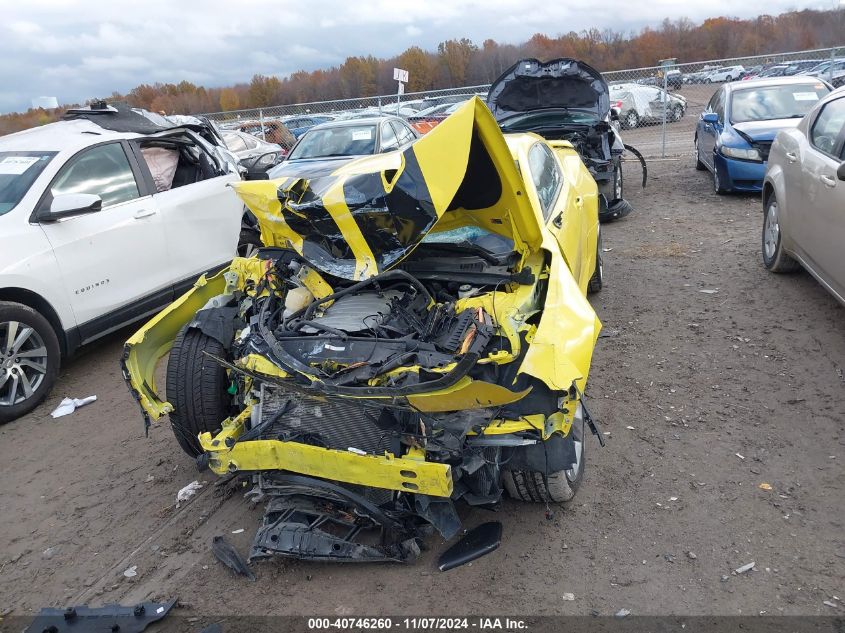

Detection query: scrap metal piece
xmin=211 ymin=535 xmax=256 ymax=581
xmin=438 ymin=521 xmax=503 ymax=571
xmin=24 ymin=601 xmax=175 ymax=633
xmin=249 ymin=474 xmax=421 ymax=563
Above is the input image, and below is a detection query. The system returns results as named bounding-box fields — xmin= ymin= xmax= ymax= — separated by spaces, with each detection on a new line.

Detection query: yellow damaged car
xmin=123 ymin=97 xmax=604 ymax=568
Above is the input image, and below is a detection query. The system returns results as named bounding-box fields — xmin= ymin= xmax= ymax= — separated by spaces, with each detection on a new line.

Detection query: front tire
xmin=504 ymin=411 xmax=585 ymax=504
xmin=166 ymin=327 xmax=233 ymax=457
xmin=713 ymin=162 xmax=728 ymax=194
xmin=762 ymin=194 xmax=800 ymax=273
xmin=0 ymin=302 xmax=60 ymax=424
xmin=623 ymin=111 xmax=639 ymax=129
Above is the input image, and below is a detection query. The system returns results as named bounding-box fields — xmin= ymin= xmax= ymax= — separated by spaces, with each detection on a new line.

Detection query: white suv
xmin=706 ymin=66 xmax=746 ymax=83
xmin=0 ymin=106 xmax=244 ymax=422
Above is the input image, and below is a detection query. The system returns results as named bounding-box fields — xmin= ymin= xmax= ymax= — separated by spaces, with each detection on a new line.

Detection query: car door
xmin=645 ymin=87 xmax=666 ymax=119
xmin=378 ymin=121 xmax=400 ymax=153
xmin=791 ymin=96 xmax=845 ymax=294
xmin=35 ymin=141 xmax=170 ymax=338
xmin=129 ymin=132 xmax=242 ymax=288
xmin=699 ymin=89 xmax=725 ymax=169
xmin=525 ymin=142 xmax=585 ymax=282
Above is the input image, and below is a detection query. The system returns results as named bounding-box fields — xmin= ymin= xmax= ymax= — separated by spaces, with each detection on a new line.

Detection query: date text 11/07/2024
xmin=307 ymin=617 xmax=529 ymax=630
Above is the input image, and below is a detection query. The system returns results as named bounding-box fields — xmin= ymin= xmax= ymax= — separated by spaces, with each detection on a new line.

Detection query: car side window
xmin=380 ymin=122 xmax=399 ymax=152
xmin=715 ymin=90 xmax=726 ymax=122
xmin=527 ymin=143 xmax=563 ymax=221
xmin=50 ymin=143 xmax=139 ymax=208
xmin=391 ymin=121 xmax=416 ymax=146
xmin=810 ymin=98 xmax=845 ymax=157
xmin=706 ymin=91 xmax=719 ymax=113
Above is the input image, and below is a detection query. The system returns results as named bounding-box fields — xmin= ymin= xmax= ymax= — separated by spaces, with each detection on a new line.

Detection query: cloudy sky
xmin=0 ymin=0 xmax=835 ymax=113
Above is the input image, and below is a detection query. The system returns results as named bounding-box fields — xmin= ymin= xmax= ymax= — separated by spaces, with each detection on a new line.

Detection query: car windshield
xmin=0 ymin=151 xmax=57 ymax=216
xmin=499 ymin=110 xmax=599 ymax=131
xmin=422 ymin=225 xmax=514 ymax=256
xmin=730 ymin=84 xmax=830 ymax=123
xmin=288 ymin=125 xmax=377 ymax=159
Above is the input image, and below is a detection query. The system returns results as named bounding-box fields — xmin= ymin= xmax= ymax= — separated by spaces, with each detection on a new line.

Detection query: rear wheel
xmin=503 ymin=408 xmax=585 ymax=504
xmin=0 ymin=302 xmax=60 ymax=424
xmin=670 ymin=105 xmax=683 ymax=121
xmin=166 ymin=327 xmax=232 ymax=457
xmin=762 ymin=194 xmax=800 ymax=273
xmin=623 ymin=110 xmax=639 ymax=129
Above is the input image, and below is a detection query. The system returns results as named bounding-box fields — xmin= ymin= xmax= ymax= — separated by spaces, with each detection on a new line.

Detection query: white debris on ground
xmin=734 ymin=562 xmax=756 ymax=575
xmin=123 ymin=565 xmax=137 ymax=578
xmin=176 ymin=481 xmax=203 ymax=506
xmin=50 ymin=395 xmax=97 ymax=418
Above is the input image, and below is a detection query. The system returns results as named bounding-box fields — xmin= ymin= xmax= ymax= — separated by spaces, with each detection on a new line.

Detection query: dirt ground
xmin=1 ymin=157 xmax=843 ymax=621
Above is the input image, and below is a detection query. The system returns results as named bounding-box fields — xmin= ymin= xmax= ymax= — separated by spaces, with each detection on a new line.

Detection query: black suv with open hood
xmin=488 ymin=58 xmax=642 ymax=221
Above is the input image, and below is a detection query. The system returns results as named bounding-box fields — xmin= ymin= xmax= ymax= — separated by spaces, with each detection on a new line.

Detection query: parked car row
xmin=691 ymin=73 xmax=845 ymax=305
xmin=0 ymin=56 xmax=644 ymax=438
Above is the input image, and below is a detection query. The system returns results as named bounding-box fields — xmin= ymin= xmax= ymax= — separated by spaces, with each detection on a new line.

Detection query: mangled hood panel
xmin=233 ymin=97 xmax=542 ymax=280
xmin=487 ymin=58 xmax=610 ymax=122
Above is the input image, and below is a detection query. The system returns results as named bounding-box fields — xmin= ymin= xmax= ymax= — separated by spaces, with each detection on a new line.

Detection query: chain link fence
xmin=205 ymin=46 xmax=844 ymax=159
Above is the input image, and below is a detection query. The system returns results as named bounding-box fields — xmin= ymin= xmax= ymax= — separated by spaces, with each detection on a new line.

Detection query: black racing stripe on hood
xmin=340 ymin=147 xmax=438 ymax=273
xmin=279 ymin=179 xmax=357 ymax=277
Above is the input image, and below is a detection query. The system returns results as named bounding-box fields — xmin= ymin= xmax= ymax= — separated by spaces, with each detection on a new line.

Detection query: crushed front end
xmin=123 ymin=97 xmax=602 ymax=565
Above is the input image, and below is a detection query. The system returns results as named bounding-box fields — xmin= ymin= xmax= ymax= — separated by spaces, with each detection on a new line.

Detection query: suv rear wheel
xmin=0 ymin=302 xmax=60 ymax=423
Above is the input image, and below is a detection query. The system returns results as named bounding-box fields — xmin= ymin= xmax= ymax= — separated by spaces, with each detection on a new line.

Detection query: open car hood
xmin=486 ymin=58 xmax=610 ymax=123
xmin=233 ymin=97 xmax=543 ymax=281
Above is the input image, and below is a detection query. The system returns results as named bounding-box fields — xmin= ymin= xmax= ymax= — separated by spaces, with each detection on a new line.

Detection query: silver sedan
xmin=762 ymin=86 xmax=845 ymax=304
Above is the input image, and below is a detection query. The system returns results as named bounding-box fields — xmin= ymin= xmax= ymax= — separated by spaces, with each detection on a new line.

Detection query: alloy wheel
xmin=764 ymin=201 xmax=780 ymax=261
xmin=238 ymin=242 xmax=259 ymax=259
xmin=0 ymin=321 xmax=49 ymax=407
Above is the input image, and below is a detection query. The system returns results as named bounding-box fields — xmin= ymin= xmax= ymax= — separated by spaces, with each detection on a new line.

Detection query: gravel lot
xmin=1 ymin=154 xmax=843 ymax=621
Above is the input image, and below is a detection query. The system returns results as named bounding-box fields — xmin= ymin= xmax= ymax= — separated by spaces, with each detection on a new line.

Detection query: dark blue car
xmin=694 ymin=77 xmax=831 ymax=193
xmin=281 ymin=115 xmax=336 ymax=139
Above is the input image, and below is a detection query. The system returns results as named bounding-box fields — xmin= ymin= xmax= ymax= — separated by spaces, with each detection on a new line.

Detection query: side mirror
xmin=837 ymin=161 xmax=845 ymax=182
xmin=610 ymin=108 xmax=620 ymax=121
xmin=242 ymin=151 xmax=280 ymax=173
xmin=702 ymin=112 xmax=719 ymax=124
xmin=244 ymin=169 xmax=270 ymax=181
xmin=41 ymin=193 xmax=102 ymax=222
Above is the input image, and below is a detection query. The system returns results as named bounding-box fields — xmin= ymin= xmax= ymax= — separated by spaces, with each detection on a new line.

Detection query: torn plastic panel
xmin=249 ymin=474 xmax=425 ymax=563
xmin=23 ymin=601 xmax=175 ymax=633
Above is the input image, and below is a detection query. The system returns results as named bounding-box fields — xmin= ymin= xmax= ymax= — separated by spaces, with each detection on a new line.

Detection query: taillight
xmin=613 ymin=100 xmax=623 ymax=109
